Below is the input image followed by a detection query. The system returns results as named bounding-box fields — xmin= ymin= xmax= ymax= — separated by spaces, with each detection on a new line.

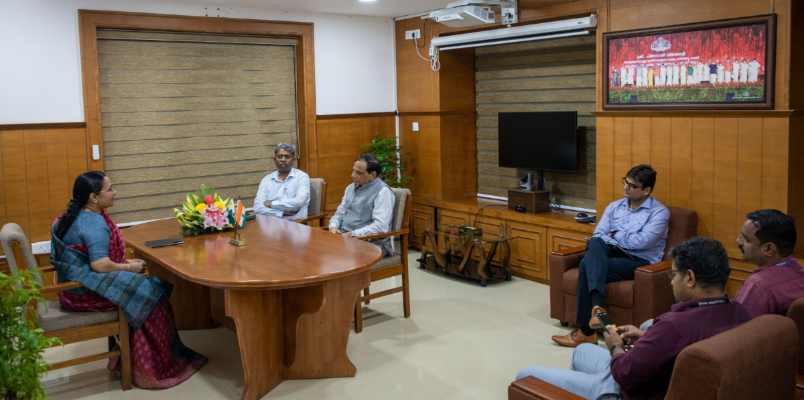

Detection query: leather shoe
xmin=589 ymin=306 xmax=606 ymax=330
xmin=551 ymin=329 xmax=598 ymax=347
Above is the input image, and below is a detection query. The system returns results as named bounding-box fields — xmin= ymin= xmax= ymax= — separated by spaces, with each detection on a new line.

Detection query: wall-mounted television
xmin=498 ymin=111 xmax=578 ymax=190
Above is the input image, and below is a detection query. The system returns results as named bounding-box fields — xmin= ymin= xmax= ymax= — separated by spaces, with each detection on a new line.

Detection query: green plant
xmin=1 ymin=269 xmax=62 ymax=400
xmin=362 ymin=135 xmax=413 ymax=188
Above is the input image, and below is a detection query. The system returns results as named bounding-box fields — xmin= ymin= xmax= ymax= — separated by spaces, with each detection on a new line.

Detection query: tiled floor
xmin=44 ymin=250 xmax=592 ymax=400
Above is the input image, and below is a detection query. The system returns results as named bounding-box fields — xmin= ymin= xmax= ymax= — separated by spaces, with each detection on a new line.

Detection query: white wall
xmin=0 ymin=0 xmax=396 ymax=124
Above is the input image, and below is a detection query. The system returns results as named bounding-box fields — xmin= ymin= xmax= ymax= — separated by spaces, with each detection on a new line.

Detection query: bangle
xmin=610 ymin=344 xmax=625 ymax=356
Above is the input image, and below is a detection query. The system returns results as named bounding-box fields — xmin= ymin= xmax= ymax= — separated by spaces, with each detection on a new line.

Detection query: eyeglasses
xmin=665 ymin=269 xmax=688 ymax=280
xmin=96 ymin=185 xmax=115 ymax=195
xmin=274 ymin=155 xmax=294 ymax=161
xmin=622 ymin=177 xmax=643 ymax=190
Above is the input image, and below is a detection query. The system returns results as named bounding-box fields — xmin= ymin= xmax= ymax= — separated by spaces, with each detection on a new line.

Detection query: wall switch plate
xmin=92 ymin=144 xmax=100 ymax=160
xmin=405 ymin=29 xmax=421 ymax=40
xmin=412 ymin=122 xmax=419 ymax=131
xmin=32 ymin=241 xmax=51 ymax=254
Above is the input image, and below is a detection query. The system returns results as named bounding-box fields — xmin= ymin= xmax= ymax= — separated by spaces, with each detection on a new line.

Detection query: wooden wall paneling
xmin=440 ymin=113 xmax=477 ymax=200
xmin=518 ymin=0 xmax=601 ymax=22
xmin=712 ymin=118 xmax=739 ymax=250
xmin=789 ymin=116 xmax=804 ymax=251
xmin=612 ymin=117 xmax=632 ymax=202
xmin=0 ymin=131 xmax=6 ymax=229
xmin=690 ymin=118 xmax=715 ymax=238
xmin=735 ymin=118 xmax=764 ymax=237
xmin=760 ymin=117 xmax=789 ymax=212
xmin=399 ymin=115 xmax=442 ymax=201
xmin=395 ymin=18 xmax=437 ymax=112
xmin=595 ymin=117 xmax=614 ymax=214
xmin=648 ymin=118 xmax=672 ymax=206
xmin=669 ymin=117 xmax=692 ymax=208
xmin=608 ymin=0 xmax=774 ymax=32
xmin=44 ymin=129 xmax=71 ymax=225
xmin=630 ymin=117 xmax=651 ymax=166
xmin=65 ymin=127 xmax=90 ymax=190
xmin=1 ymin=130 xmax=31 ymax=239
xmin=438 ymin=48 xmax=476 ymax=112
xmin=23 ymin=130 xmax=51 ymax=242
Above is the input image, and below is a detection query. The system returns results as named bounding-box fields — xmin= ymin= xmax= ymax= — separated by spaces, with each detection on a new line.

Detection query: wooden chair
xmin=549 ymin=206 xmax=698 ymax=327
xmin=508 ymin=314 xmax=798 ymax=400
xmin=354 ymin=188 xmax=412 ymax=333
xmin=294 ymin=178 xmax=328 ymax=226
xmin=0 ymin=223 xmax=132 ymax=390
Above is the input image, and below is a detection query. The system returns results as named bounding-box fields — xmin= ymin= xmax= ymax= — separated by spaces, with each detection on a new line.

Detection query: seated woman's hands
xmin=127 ymin=259 xmax=147 ymax=274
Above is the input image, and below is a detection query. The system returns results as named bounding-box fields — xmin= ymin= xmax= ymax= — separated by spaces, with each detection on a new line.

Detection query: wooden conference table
xmin=123 ymin=216 xmax=383 ymax=400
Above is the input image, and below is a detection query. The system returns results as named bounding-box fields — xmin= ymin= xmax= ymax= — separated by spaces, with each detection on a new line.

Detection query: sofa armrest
xmin=633 ymin=260 xmax=675 ymax=324
xmin=549 ymin=248 xmax=586 ymax=323
xmin=508 ymin=376 xmax=584 ymax=400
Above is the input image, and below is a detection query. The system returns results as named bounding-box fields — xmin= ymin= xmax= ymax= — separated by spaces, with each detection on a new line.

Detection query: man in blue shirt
xmin=553 ymin=165 xmax=670 ymax=347
xmin=253 ymin=143 xmax=310 ymax=221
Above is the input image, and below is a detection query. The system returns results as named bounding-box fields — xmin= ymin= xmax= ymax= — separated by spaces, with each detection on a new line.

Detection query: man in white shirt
xmin=253 ymin=143 xmax=311 ymax=221
xmin=329 ymin=153 xmax=395 ymax=257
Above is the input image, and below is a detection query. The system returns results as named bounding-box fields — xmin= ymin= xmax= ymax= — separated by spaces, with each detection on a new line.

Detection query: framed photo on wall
xmin=602 ymin=14 xmax=775 ymax=110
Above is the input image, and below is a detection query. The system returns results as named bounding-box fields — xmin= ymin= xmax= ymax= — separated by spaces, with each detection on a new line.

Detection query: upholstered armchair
xmin=294 ymin=177 xmax=328 ymax=226
xmin=508 ymin=314 xmax=798 ymax=400
xmin=549 ymin=206 xmax=697 ymax=327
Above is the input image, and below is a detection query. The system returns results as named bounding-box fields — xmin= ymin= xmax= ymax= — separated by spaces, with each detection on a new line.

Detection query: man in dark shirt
xmin=734 ymin=209 xmax=803 ymax=316
xmin=516 ymin=237 xmax=751 ymax=400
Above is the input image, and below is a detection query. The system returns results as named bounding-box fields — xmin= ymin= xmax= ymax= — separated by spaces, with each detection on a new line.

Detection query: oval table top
xmin=122 ymin=215 xmax=383 ymax=290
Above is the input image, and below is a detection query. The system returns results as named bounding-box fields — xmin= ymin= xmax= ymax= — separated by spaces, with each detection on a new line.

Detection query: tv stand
xmin=508 ymin=188 xmax=550 ymax=214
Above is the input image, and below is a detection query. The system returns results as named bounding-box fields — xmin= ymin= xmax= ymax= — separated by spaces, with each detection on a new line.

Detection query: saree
xmin=51 ymin=210 xmax=206 ymax=388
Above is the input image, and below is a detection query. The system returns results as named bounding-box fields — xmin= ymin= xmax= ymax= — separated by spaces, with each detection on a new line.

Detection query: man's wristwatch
xmin=609 ymin=344 xmax=625 ymax=356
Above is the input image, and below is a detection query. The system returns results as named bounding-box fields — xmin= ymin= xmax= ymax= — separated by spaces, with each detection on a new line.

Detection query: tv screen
xmin=497 ymin=111 xmax=578 ymax=173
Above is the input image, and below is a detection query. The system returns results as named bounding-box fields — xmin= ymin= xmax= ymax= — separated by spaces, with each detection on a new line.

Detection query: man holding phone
xmin=518 ymin=238 xmax=751 ymax=400
xmin=552 ymin=165 xmax=670 ymax=347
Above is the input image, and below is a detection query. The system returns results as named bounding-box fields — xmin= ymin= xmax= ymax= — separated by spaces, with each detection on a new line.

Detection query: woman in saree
xmin=50 ymin=171 xmax=206 ymax=388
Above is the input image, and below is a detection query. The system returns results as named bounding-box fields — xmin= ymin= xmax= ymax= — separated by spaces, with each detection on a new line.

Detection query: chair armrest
xmin=39 ymin=265 xmax=56 ymax=273
xmin=294 ymin=212 xmax=329 ymax=225
xmin=358 ymin=229 xmax=410 ymax=241
xmin=550 ymin=245 xmax=586 ymax=256
xmin=636 ymin=260 xmax=672 ymax=274
xmin=41 ymin=281 xmax=84 ymax=294
xmin=508 ymin=376 xmax=585 ymax=400
xmin=633 ymin=260 xmax=675 ymax=324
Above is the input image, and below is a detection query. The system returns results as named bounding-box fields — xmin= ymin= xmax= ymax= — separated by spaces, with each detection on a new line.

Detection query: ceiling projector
xmin=428 ymin=6 xmax=495 ymax=28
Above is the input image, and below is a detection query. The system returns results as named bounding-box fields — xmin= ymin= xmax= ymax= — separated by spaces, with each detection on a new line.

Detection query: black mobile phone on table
xmin=145 ymin=237 xmax=184 ymax=248
xmin=595 ymin=310 xmax=620 ymax=335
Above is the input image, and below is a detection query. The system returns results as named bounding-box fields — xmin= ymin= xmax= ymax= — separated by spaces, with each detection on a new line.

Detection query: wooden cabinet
xmin=506 ymin=221 xmax=548 ymax=280
xmin=410 ymin=204 xmax=435 ymax=251
xmin=547 ymin=228 xmax=592 ymax=254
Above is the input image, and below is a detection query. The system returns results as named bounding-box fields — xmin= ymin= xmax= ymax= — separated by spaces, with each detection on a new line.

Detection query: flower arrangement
xmin=174 ymin=185 xmax=234 ymax=235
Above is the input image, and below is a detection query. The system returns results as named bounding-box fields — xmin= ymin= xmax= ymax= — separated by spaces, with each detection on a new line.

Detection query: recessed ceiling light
xmin=359 ymin=0 xmax=376 ymax=2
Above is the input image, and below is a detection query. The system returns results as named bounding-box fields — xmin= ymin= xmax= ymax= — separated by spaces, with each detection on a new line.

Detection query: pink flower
xmin=201 ymin=204 xmax=228 ymax=230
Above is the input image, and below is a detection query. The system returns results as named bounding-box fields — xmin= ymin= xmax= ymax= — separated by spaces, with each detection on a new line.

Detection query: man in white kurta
xmin=717 ymin=62 xmax=724 ymax=84
xmin=641 ymin=64 xmax=648 ymax=88
xmin=733 ymin=59 xmax=741 ymax=84
xmin=748 ymin=58 xmax=761 ymax=82
xmin=672 ymin=64 xmax=679 ymax=85
xmin=740 ymin=59 xmax=749 ymax=83
xmin=659 ymin=64 xmax=666 ymax=87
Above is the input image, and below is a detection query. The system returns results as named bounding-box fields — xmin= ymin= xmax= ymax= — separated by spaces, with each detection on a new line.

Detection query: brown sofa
xmin=509 ymin=314 xmax=799 ymax=400
xmin=549 ymin=206 xmax=698 ymax=327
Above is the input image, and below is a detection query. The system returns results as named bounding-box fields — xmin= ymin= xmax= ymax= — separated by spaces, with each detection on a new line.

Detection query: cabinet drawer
xmin=506 ymin=221 xmax=547 ymax=280
xmin=547 ymin=228 xmax=592 ymax=254
xmin=411 ymin=204 xmax=435 ymax=251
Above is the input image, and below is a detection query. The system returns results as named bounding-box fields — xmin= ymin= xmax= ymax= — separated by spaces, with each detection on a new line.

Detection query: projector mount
xmin=429 ymin=0 xmax=518 ymax=27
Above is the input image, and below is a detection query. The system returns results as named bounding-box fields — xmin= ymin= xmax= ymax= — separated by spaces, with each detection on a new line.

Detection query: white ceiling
xmin=152 ymin=0 xmax=450 ymax=18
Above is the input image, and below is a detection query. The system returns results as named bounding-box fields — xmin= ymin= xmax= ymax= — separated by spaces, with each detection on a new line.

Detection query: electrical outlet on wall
xmin=405 ymin=29 xmax=421 ymax=40
xmin=32 ymin=241 xmax=51 ymax=254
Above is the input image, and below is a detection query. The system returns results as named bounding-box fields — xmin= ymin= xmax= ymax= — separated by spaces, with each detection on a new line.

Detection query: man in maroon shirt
xmin=516 ymin=237 xmax=751 ymax=400
xmin=734 ymin=209 xmax=803 ymax=316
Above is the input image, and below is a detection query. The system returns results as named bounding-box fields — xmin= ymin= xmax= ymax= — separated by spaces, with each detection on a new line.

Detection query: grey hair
xmin=274 ymin=143 xmax=296 ymax=157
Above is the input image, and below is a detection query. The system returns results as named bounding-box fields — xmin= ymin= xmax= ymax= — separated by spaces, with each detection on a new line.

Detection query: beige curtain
xmin=97 ymin=30 xmax=299 ymax=223
xmin=475 ymin=34 xmax=596 ymax=209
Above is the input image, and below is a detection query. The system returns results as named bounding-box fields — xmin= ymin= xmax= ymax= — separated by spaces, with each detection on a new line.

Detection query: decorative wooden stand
xmin=416 ymin=229 xmax=512 ymax=287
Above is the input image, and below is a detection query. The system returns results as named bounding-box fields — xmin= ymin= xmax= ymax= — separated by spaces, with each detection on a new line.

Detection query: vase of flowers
xmin=174 ymin=185 xmax=234 ymax=235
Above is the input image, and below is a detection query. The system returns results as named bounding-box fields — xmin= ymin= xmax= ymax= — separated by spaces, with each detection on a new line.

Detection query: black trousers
xmin=574 ymin=237 xmax=649 ymax=328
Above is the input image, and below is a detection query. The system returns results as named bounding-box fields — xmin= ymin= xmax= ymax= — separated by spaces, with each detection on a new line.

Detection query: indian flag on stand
xmin=228 ymin=199 xmax=247 ymax=228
